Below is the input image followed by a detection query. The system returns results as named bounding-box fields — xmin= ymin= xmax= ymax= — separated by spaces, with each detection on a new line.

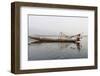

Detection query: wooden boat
xmin=29 ymin=33 xmax=81 ymax=43
xmin=29 ymin=36 xmax=78 ymax=43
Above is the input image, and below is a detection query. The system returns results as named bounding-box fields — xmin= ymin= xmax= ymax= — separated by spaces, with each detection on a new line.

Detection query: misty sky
xmin=28 ymin=15 xmax=88 ymax=36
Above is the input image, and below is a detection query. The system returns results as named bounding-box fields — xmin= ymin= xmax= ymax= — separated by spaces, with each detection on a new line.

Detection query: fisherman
xmin=76 ymin=34 xmax=81 ymax=43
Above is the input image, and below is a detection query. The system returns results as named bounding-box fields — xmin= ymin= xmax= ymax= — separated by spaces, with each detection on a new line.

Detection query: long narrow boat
xmin=29 ymin=36 xmax=78 ymax=43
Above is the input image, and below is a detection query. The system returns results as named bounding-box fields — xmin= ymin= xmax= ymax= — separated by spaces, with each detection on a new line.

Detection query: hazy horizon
xmin=28 ymin=15 xmax=88 ymax=36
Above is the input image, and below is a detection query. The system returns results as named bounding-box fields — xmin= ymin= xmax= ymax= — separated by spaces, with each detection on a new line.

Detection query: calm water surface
xmin=28 ymin=37 xmax=88 ymax=61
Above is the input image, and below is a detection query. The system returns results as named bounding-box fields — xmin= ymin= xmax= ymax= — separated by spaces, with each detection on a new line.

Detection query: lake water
xmin=28 ymin=37 xmax=88 ymax=61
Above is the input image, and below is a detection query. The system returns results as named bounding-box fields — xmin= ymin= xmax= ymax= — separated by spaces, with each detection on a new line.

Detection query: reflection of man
xmin=76 ymin=42 xmax=81 ymax=51
xmin=76 ymin=34 xmax=81 ymax=51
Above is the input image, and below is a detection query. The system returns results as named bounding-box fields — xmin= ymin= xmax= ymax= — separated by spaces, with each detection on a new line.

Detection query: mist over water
xmin=28 ymin=15 xmax=88 ymax=61
xmin=28 ymin=37 xmax=88 ymax=61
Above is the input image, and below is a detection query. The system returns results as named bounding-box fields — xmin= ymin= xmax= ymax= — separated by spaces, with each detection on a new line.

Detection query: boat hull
xmin=29 ymin=36 xmax=76 ymax=43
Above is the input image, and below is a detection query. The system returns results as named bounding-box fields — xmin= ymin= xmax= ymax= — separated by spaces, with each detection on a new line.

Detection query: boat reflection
xmin=28 ymin=41 xmax=82 ymax=51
